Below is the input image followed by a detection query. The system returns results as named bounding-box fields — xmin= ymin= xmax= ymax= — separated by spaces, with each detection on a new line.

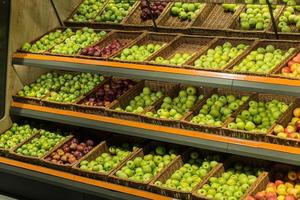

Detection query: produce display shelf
xmin=13 ymin=53 xmax=300 ymax=97
xmin=0 ymin=156 xmax=170 ymax=200
xmin=11 ymin=101 xmax=300 ymax=166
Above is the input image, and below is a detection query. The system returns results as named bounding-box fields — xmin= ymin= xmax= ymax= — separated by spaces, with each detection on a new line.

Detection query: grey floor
xmin=0 ymin=195 xmax=18 ymax=200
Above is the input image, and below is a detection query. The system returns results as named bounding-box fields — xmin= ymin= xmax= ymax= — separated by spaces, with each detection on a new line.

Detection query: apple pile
xmin=170 ymin=2 xmax=204 ymax=21
xmin=246 ymin=169 xmax=300 ymax=200
xmin=152 ymin=53 xmax=192 ymax=66
xmin=145 ymin=87 xmax=204 ymax=120
xmin=17 ymin=72 xmax=63 ymax=99
xmin=227 ymin=99 xmax=289 ymax=133
xmin=0 ymin=123 xmax=37 ymax=149
xmin=222 ymin=4 xmax=238 ymax=13
xmin=45 ymin=137 xmax=96 ymax=165
xmin=115 ymin=44 xmax=165 ymax=62
xmin=95 ymin=0 xmax=136 ymax=23
xmin=197 ymin=163 xmax=262 ymax=199
xmin=272 ymin=107 xmax=300 ymax=139
xmin=190 ymin=94 xmax=250 ymax=127
xmin=115 ymin=146 xmax=178 ymax=182
xmin=81 ymin=39 xmax=126 ymax=58
xmin=194 ymin=42 xmax=249 ymax=70
xmin=153 ymin=152 xmax=220 ymax=192
xmin=16 ymin=129 xmax=66 ymax=158
xmin=81 ymin=79 xmax=135 ymax=107
xmin=79 ymin=143 xmax=138 ymax=173
xmin=43 ymin=73 xmax=104 ymax=103
xmin=71 ymin=0 xmax=106 ymax=22
xmin=21 ymin=28 xmax=74 ymax=53
xmin=232 ymin=45 xmax=295 ymax=74
xmin=278 ymin=6 xmax=300 ymax=32
xmin=51 ymin=27 xmax=107 ymax=55
xmin=239 ymin=5 xmax=280 ymax=30
xmin=139 ymin=0 xmax=167 ymax=21
xmin=280 ymin=52 xmax=300 ymax=78
xmin=115 ymin=87 xmax=164 ymax=114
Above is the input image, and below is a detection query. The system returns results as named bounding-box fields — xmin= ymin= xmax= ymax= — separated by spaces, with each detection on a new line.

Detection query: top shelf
xmin=13 ymin=53 xmax=300 ymax=97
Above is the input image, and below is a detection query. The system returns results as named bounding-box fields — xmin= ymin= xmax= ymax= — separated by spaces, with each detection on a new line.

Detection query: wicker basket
xmin=0 ymin=126 xmax=39 ymax=157
xmin=226 ymin=39 xmax=300 ymax=76
xmin=184 ymin=37 xmax=257 ymax=72
xmin=107 ymin=80 xmax=178 ymax=122
xmin=228 ymin=5 xmax=284 ymax=38
xmin=44 ymin=28 xmax=112 ymax=58
xmin=267 ymin=6 xmax=300 ymax=35
xmin=191 ymin=4 xmax=244 ymax=31
xmin=140 ymin=85 xmax=214 ymax=128
xmin=111 ymin=31 xmax=178 ymax=64
xmin=8 ymin=132 xmax=73 ymax=166
xmin=149 ymin=149 xmax=224 ymax=200
xmin=271 ymin=49 xmax=300 ymax=80
xmin=77 ymin=30 xmax=144 ymax=60
xmin=108 ymin=141 xmax=183 ymax=190
xmin=181 ymin=88 xmax=256 ymax=135
xmin=247 ymin=164 xmax=299 ymax=198
xmin=74 ymin=77 xmax=138 ymax=116
xmin=222 ymin=93 xmax=296 ymax=142
xmin=156 ymin=2 xmax=207 ymax=32
xmin=40 ymin=130 xmax=108 ymax=172
xmin=146 ymin=35 xmax=216 ymax=68
xmin=192 ymin=156 xmax=270 ymax=200
xmin=267 ymin=98 xmax=300 ymax=147
xmin=16 ymin=27 xmax=74 ymax=54
xmin=122 ymin=1 xmax=171 ymax=30
xmin=87 ymin=0 xmax=140 ymax=30
xmin=71 ymin=134 xmax=144 ymax=181
xmin=64 ymin=0 xmax=108 ymax=26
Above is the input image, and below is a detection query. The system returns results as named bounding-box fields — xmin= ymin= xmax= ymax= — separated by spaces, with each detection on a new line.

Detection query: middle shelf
xmin=11 ymin=101 xmax=300 ymax=166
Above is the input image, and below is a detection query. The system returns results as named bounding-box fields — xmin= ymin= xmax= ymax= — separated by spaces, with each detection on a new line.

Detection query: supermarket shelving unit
xmin=4 ymin=0 xmax=300 ymax=199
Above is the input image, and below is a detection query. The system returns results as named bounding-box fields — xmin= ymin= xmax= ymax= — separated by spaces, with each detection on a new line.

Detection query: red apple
xmin=282 ymin=67 xmax=291 ymax=74
xmin=245 ymin=196 xmax=255 ymax=200
xmin=284 ymin=194 xmax=296 ymax=200
xmin=292 ymin=54 xmax=300 ymax=63
xmin=295 ymin=120 xmax=300 ymax=131
xmin=285 ymin=125 xmax=296 ymax=134
xmin=288 ymin=60 xmax=295 ymax=67
xmin=266 ymin=191 xmax=277 ymax=199
xmin=275 ymin=180 xmax=284 ymax=186
xmin=288 ymin=132 xmax=297 ymax=138
xmin=293 ymin=108 xmax=300 ymax=118
xmin=255 ymin=191 xmax=266 ymax=200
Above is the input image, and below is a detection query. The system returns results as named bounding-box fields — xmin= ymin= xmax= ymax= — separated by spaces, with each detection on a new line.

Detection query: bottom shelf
xmin=0 ymin=157 xmax=171 ymax=200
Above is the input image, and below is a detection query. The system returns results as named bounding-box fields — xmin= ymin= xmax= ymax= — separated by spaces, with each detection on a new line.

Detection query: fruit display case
xmin=5 ymin=0 xmax=300 ymax=199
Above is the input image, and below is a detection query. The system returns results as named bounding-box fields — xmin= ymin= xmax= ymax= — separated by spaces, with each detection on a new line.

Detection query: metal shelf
xmin=0 ymin=156 xmax=170 ymax=200
xmin=13 ymin=53 xmax=300 ymax=97
xmin=11 ymin=102 xmax=300 ymax=166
